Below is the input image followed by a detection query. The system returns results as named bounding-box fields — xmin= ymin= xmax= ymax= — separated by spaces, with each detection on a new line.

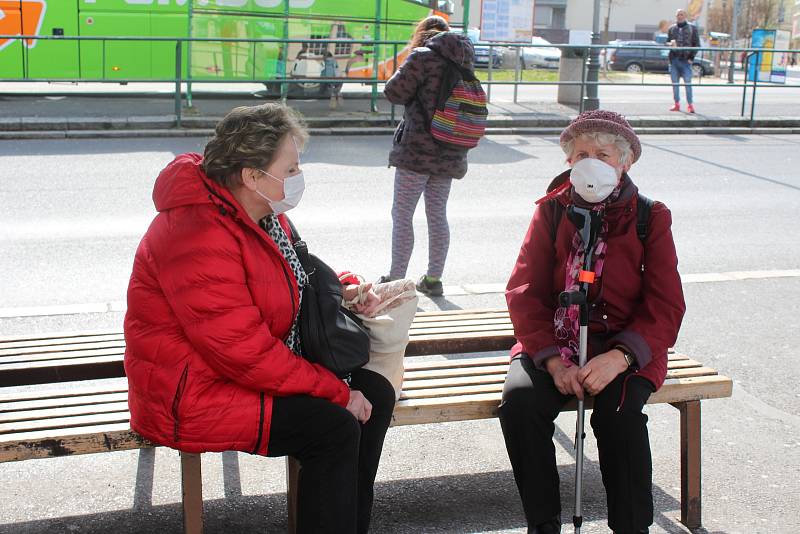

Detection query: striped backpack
xmin=417 ymin=51 xmax=488 ymax=149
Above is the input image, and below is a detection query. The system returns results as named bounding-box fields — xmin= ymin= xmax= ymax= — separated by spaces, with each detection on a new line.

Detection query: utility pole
xmin=728 ymin=0 xmax=741 ymax=83
xmin=583 ymin=0 xmax=601 ymax=110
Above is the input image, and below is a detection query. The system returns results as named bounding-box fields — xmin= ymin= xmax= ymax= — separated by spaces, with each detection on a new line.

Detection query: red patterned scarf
xmin=553 ymin=187 xmax=620 ymax=365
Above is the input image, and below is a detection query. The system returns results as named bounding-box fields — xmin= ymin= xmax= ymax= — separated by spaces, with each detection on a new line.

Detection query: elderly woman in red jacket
xmin=124 ymin=104 xmax=394 ymax=534
xmin=499 ymin=110 xmax=686 ymax=534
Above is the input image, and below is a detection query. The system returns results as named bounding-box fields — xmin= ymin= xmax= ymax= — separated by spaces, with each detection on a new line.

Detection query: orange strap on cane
xmin=578 ymin=270 xmax=596 ymax=284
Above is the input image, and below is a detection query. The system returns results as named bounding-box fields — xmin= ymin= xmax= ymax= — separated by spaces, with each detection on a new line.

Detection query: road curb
xmin=2 ymin=125 xmax=800 ymax=140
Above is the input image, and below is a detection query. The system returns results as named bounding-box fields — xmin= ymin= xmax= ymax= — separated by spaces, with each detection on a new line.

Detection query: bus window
xmin=401 ymin=0 xmax=454 ymax=14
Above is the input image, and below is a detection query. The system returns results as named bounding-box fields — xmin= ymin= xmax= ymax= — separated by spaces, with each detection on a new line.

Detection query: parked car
xmin=466 ymin=27 xmax=503 ymax=68
xmin=608 ymin=40 xmax=714 ymax=77
xmin=521 ymin=36 xmax=562 ymax=69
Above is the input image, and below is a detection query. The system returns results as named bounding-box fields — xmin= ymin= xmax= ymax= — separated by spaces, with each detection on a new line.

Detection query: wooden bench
xmin=0 ymin=309 xmax=732 ymax=532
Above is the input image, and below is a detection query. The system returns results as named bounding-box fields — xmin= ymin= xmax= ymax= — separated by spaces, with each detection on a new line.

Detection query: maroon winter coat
xmin=124 ymin=153 xmax=349 ymax=455
xmin=506 ymin=171 xmax=686 ymax=390
xmin=384 ymin=31 xmax=474 ymax=179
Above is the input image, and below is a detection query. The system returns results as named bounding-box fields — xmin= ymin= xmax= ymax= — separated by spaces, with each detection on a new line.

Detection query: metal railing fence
xmin=1 ymin=35 xmax=798 ymax=126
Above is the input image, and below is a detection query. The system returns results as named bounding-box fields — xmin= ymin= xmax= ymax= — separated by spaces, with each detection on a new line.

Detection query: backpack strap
xmin=284 ymin=215 xmax=301 ymax=244
xmin=549 ymin=199 xmax=563 ymax=243
xmin=636 ymin=193 xmax=653 ymax=243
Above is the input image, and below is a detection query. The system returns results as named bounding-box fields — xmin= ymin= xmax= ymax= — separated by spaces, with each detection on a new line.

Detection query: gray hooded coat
xmin=384 ymin=31 xmax=475 ymax=179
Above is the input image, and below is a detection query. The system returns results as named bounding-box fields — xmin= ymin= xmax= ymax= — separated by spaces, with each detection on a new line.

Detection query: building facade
xmin=565 ymin=0 xmax=708 ymax=38
xmin=451 ymin=0 xmax=567 ymax=32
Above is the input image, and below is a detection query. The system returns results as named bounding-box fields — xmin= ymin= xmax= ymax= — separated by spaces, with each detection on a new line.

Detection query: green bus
xmin=0 ymin=0 xmax=453 ymax=92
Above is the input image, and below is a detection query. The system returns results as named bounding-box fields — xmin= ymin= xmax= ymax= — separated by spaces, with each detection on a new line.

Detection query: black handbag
xmin=286 ymin=219 xmax=369 ymax=378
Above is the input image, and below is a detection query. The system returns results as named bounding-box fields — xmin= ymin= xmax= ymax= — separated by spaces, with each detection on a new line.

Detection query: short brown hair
xmin=410 ymin=16 xmax=449 ymax=49
xmin=203 ymin=104 xmax=308 ymax=189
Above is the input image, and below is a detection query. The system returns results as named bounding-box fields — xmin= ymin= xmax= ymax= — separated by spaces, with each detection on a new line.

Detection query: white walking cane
xmin=558 ymin=205 xmax=604 ymax=534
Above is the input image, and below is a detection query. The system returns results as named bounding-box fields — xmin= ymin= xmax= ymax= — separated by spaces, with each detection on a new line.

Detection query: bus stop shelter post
xmin=390 ymin=43 xmax=398 ymax=124
xmin=583 ymin=0 xmax=601 ymax=111
xmin=579 ymin=46 xmax=588 ymax=113
xmin=281 ymin=0 xmax=290 ymax=103
xmin=513 ymin=46 xmax=520 ymax=103
xmin=175 ymin=41 xmax=183 ymax=128
xmin=728 ymin=0 xmax=741 ymax=84
xmin=749 ymin=57 xmax=758 ymax=126
xmin=187 ymin=1 xmax=193 ymax=108
xmin=371 ymin=0 xmax=382 ymax=113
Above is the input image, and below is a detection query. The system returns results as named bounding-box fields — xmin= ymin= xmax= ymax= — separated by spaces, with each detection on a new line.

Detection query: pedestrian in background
xmin=381 ymin=16 xmax=475 ymax=296
xmin=666 ymin=8 xmax=699 ymax=113
xmin=321 ymin=51 xmax=343 ymax=110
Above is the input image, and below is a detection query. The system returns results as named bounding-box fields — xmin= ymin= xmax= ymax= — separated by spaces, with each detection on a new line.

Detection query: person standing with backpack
xmin=381 ymin=16 xmax=479 ymax=296
xmin=499 ymin=110 xmax=686 ymax=534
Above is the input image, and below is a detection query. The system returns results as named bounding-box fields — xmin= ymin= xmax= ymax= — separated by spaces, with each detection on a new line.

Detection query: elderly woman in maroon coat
xmin=499 ymin=110 xmax=686 ymax=534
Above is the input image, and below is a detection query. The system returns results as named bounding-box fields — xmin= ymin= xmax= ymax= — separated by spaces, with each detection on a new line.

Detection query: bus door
xmin=79 ymin=1 xmax=152 ymax=80
xmin=0 ymin=0 xmax=80 ymax=79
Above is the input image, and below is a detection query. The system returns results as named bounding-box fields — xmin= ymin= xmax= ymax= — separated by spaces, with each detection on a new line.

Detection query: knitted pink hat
xmin=559 ymin=110 xmax=641 ymax=163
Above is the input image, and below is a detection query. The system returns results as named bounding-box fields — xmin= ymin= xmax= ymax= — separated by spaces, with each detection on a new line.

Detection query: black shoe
xmin=415 ymin=275 xmax=443 ymax=297
xmin=613 ymin=529 xmax=649 ymax=534
xmin=377 ymin=275 xmax=396 ymax=284
xmin=530 ymin=516 xmax=561 ymax=534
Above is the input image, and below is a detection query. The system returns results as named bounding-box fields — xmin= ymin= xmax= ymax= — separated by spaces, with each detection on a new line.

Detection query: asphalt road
xmin=1 ymin=134 xmax=799 ymax=533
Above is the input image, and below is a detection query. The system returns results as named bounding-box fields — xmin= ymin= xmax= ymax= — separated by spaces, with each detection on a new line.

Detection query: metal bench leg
xmin=286 ymin=456 xmax=300 ymax=534
xmin=678 ymin=401 xmax=702 ymax=529
xmin=180 ymin=452 xmax=204 ymax=534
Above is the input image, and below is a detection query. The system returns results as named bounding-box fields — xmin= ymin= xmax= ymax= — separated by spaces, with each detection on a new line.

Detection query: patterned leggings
xmin=390 ymin=167 xmax=453 ymax=280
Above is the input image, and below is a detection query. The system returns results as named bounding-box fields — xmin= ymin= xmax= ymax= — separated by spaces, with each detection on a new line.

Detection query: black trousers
xmin=267 ymin=368 xmax=395 ymax=534
xmin=498 ymin=355 xmax=655 ymax=533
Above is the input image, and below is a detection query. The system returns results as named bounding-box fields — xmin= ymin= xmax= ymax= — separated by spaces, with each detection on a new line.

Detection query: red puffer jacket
xmin=124 ymin=153 xmax=349 ymax=455
xmin=506 ymin=171 xmax=686 ymax=390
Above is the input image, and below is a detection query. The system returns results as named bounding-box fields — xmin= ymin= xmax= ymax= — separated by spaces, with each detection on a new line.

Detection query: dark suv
xmin=608 ymin=40 xmax=714 ymax=77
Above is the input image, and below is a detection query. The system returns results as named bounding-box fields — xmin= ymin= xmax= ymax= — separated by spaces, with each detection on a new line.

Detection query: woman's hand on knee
xmin=577 ymin=350 xmax=628 ymax=396
xmin=546 ymin=357 xmax=585 ymax=400
xmin=346 ymin=390 xmax=373 ymax=423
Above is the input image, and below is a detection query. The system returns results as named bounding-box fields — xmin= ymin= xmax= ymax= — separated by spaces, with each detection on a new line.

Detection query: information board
xmin=479 ymin=0 xmax=535 ymax=43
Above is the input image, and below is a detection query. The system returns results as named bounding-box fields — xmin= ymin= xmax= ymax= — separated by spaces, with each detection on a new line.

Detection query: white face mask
xmin=569 ymin=157 xmax=621 ymax=203
xmin=255 ymin=169 xmax=305 ymax=215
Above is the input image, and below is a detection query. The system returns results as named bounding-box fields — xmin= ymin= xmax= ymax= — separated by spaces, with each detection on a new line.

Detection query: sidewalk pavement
xmin=1 ymin=81 xmax=800 ymax=139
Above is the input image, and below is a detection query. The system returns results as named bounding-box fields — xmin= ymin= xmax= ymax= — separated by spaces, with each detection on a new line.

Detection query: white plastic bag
xmin=344 ymin=279 xmax=418 ymax=400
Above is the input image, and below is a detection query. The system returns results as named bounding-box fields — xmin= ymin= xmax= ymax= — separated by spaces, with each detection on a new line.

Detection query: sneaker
xmin=687 ymin=103 xmax=696 ymax=114
xmin=669 ymin=102 xmax=681 ymax=112
xmin=416 ymin=275 xmax=443 ymax=297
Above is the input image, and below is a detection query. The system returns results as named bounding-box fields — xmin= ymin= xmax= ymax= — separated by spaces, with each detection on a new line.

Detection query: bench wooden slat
xmin=0 ymin=392 xmax=129 ymax=412
xmin=0 ymin=344 xmax=126 ymax=361
xmin=0 ymin=423 xmax=151 ymax=462
xmin=0 ymin=411 xmax=132 ymax=434
xmin=409 ymin=323 xmax=517 ymax=336
xmin=0 ymin=402 xmax=130 ymax=424
xmin=1 ymin=352 xmax=125 ymax=367
xmin=409 ymin=317 xmax=512 ymax=330
xmin=402 ymin=374 xmax=506 ymax=391
xmin=0 ymin=330 xmax=122 ymax=345
xmin=0 ymin=384 xmax=127 ymax=403
xmin=411 ymin=309 xmax=507 ymax=318
xmin=403 ymin=355 xmax=509 ymax=371
xmin=403 ymin=364 xmax=510 ymax=381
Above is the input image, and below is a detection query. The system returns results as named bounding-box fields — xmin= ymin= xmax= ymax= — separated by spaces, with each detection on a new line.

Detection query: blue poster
xmin=748 ymin=29 xmax=776 ymax=83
